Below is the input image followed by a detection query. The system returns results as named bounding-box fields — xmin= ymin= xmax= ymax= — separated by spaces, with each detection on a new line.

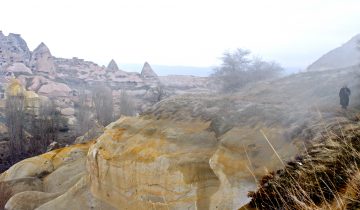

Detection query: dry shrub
xmin=248 ymin=118 xmax=360 ymax=210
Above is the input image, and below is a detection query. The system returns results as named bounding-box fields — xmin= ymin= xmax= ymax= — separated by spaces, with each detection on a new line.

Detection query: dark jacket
xmin=339 ymin=87 xmax=351 ymax=107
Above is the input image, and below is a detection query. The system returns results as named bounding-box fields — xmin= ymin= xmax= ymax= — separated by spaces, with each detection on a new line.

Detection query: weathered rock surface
xmin=88 ymin=117 xmax=219 ymax=209
xmin=0 ymin=141 xmax=94 ymax=209
xmin=5 ymin=191 xmax=61 ymax=210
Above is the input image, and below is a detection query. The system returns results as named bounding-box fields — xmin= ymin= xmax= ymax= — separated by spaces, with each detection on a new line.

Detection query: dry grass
xmin=247 ymin=116 xmax=360 ymax=210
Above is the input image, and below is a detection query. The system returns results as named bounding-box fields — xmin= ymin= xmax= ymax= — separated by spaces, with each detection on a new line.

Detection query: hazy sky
xmin=1 ymin=0 xmax=360 ymax=70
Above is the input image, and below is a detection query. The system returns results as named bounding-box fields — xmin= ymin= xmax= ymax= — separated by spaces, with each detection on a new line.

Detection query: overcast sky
xmin=1 ymin=0 xmax=360 ymax=71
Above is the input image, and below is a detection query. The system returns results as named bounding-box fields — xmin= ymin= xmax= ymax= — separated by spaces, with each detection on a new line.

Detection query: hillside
xmin=307 ymin=34 xmax=360 ymax=71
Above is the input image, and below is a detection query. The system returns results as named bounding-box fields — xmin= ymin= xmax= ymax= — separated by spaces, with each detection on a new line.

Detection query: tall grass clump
xmin=247 ymin=116 xmax=360 ymax=209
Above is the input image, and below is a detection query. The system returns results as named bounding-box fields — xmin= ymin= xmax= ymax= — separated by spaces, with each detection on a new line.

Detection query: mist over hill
xmin=307 ymin=33 xmax=360 ymax=71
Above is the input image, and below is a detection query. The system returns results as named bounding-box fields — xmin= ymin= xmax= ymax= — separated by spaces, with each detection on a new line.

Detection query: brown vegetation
xmin=211 ymin=48 xmax=283 ymax=92
xmin=29 ymin=100 xmax=63 ymax=153
xmin=118 ymin=90 xmax=136 ymax=117
xmin=5 ymin=94 xmax=25 ymax=161
xmin=246 ymin=114 xmax=360 ymax=210
xmin=75 ymin=88 xmax=94 ymax=135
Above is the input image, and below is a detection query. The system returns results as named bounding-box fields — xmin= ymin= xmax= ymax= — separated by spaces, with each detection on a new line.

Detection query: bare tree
xmin=118 ymin=90 xmax=136 ymax=117
xmin=211 ymin=48 xmax=283 ymax=92
xmin=92 ymin=84 xmax=114 ymax=126
xmin=75 ymin=88 xmax=94 ymax=135
xmin=5 ymin=94 xmax=25 ymax=160
xmin=29 ymin=100 xmax=62 ymax=153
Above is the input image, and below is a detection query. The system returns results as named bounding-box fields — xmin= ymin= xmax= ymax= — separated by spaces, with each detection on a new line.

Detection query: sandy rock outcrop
xmin=88 ymin=117 xmax=219 ymax=209
xmin=5 ymin=191 xmax=61 ymax=210
xmin=37 ymin=81 xmax=71 ymax=97
xmin=6 ymin=62 xmax=32 ymax=74
xmin=0 ymin=141 xmax=95 ymax=209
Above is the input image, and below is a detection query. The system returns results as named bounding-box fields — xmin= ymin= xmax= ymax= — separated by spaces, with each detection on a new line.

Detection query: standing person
xmin=339 ymin=85 xmax=351 ymax=109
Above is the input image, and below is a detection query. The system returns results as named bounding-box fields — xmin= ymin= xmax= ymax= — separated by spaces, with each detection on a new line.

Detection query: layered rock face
xmin=0 ymin=32 xmax=31 ymax=69
xmin=1 ymin=66 xmax=359 ymax=209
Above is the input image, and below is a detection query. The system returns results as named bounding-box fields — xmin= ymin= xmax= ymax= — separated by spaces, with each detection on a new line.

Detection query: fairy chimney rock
xmin=140 ymin=62 xmax=158 ymax=78
xmin=107 ymin=59 xmax=120 ymax=72
xmin=30 ymin=42 xmax=56 ymax=75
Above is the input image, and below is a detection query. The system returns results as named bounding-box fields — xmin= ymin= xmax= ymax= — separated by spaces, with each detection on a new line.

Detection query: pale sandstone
xmin=6 ymin=62 xmax=32 ymax=74
xmin=37 ymin=81 xmax=71 ymax=97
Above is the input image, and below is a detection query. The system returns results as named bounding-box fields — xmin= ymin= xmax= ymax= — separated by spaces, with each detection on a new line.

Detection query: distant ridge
xmin=307 ymin=34 xmax=360 ymax=71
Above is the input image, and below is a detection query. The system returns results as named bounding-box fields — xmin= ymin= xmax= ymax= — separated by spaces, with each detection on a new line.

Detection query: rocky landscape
xmin=0 ymin=32 xmax=359 ymax=210
xmin=0 ymin=31 xmax=209 ymax=115
xmin=0 ymin=32 xmax=209 ymax=170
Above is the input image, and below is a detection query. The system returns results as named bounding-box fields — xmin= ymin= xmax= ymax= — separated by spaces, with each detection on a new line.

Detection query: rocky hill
xmin=0 ymin=31 xmax=209 ymax=108
xmin=0 ymin=63 xmax=358 ymax=209
xmin=0 ymin=32 xmax=209 ymax=130
xmin=0 ymin=31 xmax=212 ymax=173
xmin=307 ymin=34 xmax=360 ymax=71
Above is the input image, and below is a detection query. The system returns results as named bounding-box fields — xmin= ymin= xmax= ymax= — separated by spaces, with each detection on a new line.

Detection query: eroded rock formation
xmin=29 ymin=43 xmax=56 ymax=76
xmin=0 ymin=32 xmax=31 ymax=69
